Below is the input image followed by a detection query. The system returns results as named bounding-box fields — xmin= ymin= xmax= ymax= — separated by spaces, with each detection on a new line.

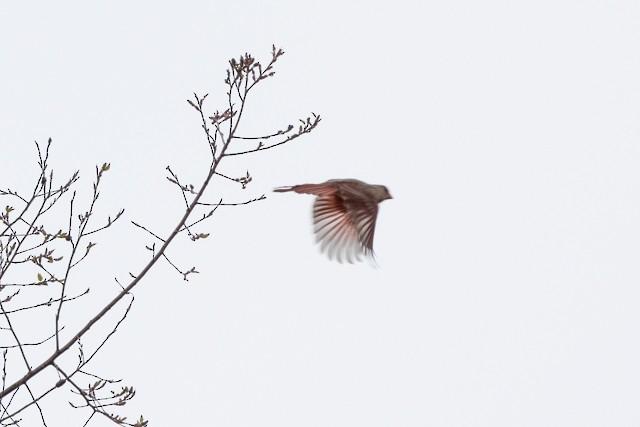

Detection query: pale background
xmin=1 ymin=1 xmax=640 ymax=426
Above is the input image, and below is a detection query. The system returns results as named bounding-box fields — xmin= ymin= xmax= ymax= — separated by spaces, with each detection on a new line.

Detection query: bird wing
xmin=313 ymin=195 xmax=362 ymax=263
xmin=312 ymin=189 xmax=379 ymax=263
xmin=336 ymin=181 xmax=380 ymax=256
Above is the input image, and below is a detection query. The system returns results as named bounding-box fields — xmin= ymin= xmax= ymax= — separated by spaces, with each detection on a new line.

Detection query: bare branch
xmin=225 ymin=113 xmax=321 ymax=156
xmin=0 ymin=45 xmax=319 ymax=426
xmin=131 ymin=221 xmax=166 ymax=243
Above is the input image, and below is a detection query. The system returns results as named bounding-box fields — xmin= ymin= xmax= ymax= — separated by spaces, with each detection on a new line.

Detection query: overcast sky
xmin=2 ymin=1 xmax=640 ymax=426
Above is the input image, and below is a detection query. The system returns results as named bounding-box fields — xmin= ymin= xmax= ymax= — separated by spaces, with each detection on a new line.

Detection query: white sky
xmin=2 ymin=1 xmax=640 ymax=426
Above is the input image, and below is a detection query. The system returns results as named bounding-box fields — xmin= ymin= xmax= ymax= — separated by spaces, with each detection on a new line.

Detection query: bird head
xmin=374 ymin=185 xmax=392 ymax=202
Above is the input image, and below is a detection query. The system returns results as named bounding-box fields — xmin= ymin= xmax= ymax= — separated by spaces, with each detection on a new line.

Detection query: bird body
xmin=274 ymin=179 xmax=392 ymax=263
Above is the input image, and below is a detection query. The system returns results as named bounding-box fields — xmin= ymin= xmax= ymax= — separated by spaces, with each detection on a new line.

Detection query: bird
xmin=274 ymin=179 xmax=392 ymax=263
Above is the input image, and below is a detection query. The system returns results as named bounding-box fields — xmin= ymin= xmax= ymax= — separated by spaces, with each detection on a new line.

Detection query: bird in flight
xmin=274 ymin=179 xmax=392 ymax=263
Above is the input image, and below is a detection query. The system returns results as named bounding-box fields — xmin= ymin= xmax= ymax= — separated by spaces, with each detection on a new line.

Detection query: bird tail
xmin=273 ymin=184 xmax=336 ymax=196
xmin=273 ymin=186 xmax=294 ymax=193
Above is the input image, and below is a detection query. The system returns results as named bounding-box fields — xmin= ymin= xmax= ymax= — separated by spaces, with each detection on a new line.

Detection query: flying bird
xmin=274 ymin=179 xmax=392 ymax=263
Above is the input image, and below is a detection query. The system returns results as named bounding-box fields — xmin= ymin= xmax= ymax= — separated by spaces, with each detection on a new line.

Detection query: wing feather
xmin=312 ymin=193 xmax=378 ymax=263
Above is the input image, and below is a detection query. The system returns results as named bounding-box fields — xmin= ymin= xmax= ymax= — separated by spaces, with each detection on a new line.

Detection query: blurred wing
xmin=336 ymin=181 xmax=380 ymax=257
xmin=313 ymin=194 xmax=379 ymax=263
xmin=345 ymin=202 xmax=378 ymax=257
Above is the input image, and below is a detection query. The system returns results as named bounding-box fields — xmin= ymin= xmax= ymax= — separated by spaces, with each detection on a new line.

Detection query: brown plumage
xmin=274 ymin=179 xmax=392 ymax=263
